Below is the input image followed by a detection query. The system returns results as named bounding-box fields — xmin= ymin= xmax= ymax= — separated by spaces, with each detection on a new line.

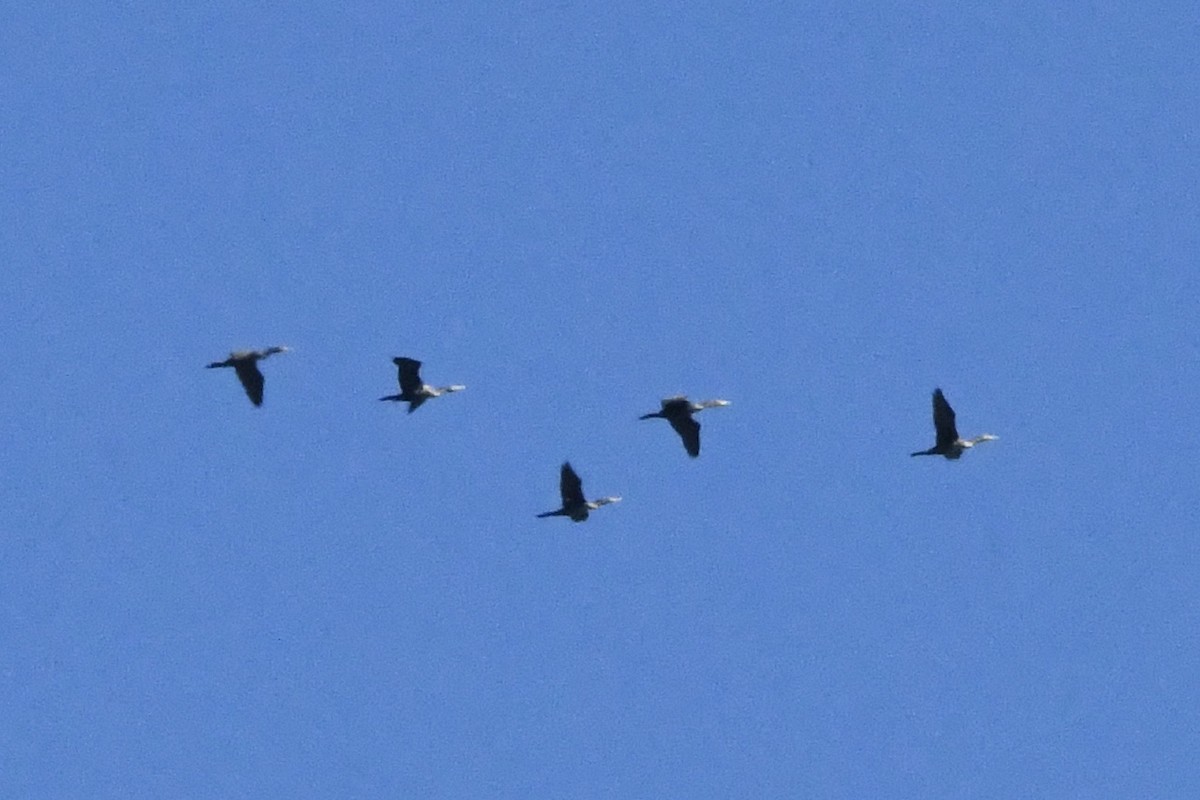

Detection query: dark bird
xmin=379 ymin=357 xmax=465 ymax=413
xmin=206 ymin=346 xmax=289 ymax=407
xmin=910 ymin=388 xmax=998 ymax=459
xmin=639 ymin=395 xmax=731 ymax=457
xmin=536 ymin=462 xmax=621 ymax=522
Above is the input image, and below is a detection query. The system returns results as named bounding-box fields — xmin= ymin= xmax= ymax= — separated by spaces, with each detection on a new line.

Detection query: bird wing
xmin=233 ymin=361 xmax=266 ymax=406
xmin=661 ymin=396 xmax=690 ymax=413
xmin=932 ymin=388 xmax=959 ymax=448
xmin=394 ymin=357 xmax=424 ymax=396
xmin=560 ymin=462 xmax=585 ymax=506
xmin=668 ymin=415 xmax=701 ymax=457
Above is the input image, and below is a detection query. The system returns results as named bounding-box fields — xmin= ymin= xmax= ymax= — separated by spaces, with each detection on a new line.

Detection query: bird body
xmin=537 ymin=462 xmax=621 ymax=522
xmin=911 ymin=388 xmax=997 ymax=459
xmin=206 ymin=346 xmax=288 ymax=406
xmin=639 ymin=395 xmax=731 ymax=457
xmin=380 ymin=357 xmax=465 ymax=413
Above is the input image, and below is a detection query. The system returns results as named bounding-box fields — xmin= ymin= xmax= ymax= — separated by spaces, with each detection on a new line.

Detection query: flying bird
xmin=639 ymin=395 xmax=731 ymax=457
xmin=536 ymin=462 xmax=621 ymax=522
xmin=910 ymin=388 xmax=998 ymax=459
xmin=379 ymin=357 xmax=465 ymax=413
xmin=206 ymin=346 xmax=289 ymax=407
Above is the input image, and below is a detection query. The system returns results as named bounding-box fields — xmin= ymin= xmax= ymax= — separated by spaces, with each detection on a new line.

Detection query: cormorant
xmin=537 ymin=462 xmax=621 ymax=522
xmin=380 ymin=357 xmax=465 ymax=413
xmin=639 ymin=396 xmax=731 ymax=457
xmin=206 ymin=346 xmax=289 ymax=407
xmin=911 ymin=388 xmax=998 ymax=459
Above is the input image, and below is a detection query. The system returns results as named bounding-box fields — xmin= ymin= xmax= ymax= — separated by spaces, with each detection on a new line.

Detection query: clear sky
xmin=3 ymin=2 xmax=1198 ymax=797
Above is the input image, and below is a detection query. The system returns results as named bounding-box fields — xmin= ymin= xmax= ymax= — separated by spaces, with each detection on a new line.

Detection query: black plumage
xmin=206 ymin=347 xmax=288 ymax=407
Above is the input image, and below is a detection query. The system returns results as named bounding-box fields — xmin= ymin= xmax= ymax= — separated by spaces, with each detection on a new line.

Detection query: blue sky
xmin=3 ymin=2 xmax=1198 ymax=797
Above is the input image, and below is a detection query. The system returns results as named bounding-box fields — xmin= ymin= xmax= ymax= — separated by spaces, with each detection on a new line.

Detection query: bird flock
xmin=207 ymin=347 xmax=998 ymax=521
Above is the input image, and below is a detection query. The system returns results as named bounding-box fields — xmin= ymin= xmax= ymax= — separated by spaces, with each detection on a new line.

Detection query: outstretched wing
xmin=393 ymin=357 xmax=424 ymax=397
xmin=560 ymin=462 xmax=585 ymax=506
xmin=233 ymin=361 xmax=266 ymax=406
xmin=660 ymin=396 xmax=691 ymax=414
xmin=668 ymin=415 xmax=701 ymax=457
xmin=932 ymin=388 xmax=959 ymax=448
